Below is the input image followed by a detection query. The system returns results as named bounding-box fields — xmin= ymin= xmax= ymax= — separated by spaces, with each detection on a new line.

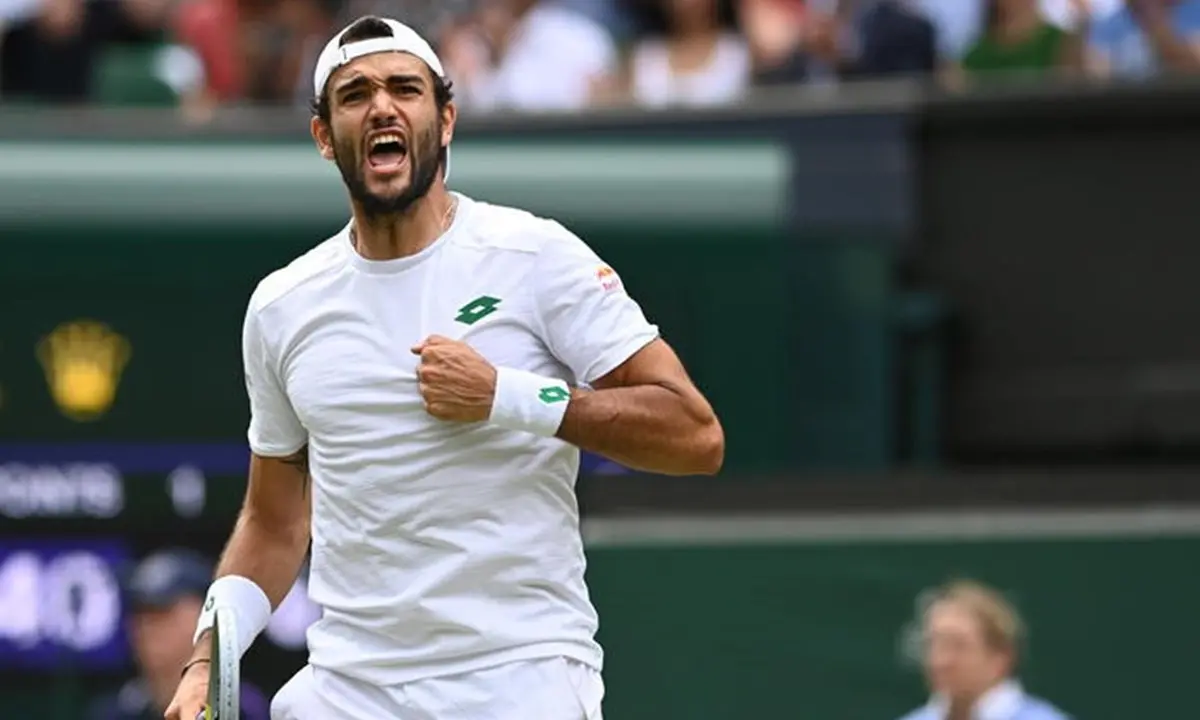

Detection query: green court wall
xmin=587 ymin=533 xmax=1199 ymax=720
xmin=8 ymin=532 xmax=1189 ymax=720
xmin=0 ymin=140 xmax=903 ymax=472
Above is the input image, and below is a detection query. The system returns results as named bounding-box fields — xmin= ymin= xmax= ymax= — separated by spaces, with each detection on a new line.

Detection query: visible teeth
xmin=371 ymin=134 xmax=403 ymax=149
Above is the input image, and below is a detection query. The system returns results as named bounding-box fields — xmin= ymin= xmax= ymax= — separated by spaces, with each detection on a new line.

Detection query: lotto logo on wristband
xmin=538 ymin=386 xmax=569 ymax=404
xmin=491 ymin=368 xmax=570 ymax=437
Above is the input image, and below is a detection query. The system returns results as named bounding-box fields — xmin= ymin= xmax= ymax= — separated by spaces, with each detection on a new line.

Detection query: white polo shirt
xmin=241 ymin=193 xmax=658 ymax=686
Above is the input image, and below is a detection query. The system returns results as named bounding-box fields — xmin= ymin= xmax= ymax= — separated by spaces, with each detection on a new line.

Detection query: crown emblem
xmin=37 ymin=320 xmax=131 ymax=422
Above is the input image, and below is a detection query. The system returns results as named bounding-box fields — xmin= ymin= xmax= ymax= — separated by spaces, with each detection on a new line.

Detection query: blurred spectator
xmin=787 ymin=0 xmax=850 ymax=80
xmin=848 ymin=0 xmax=938 ymax=78
xmin=896 ymin=579 xmax=1071 ymax=720
xmin=287 ymin=0 xmax=480 ymax=105
xmin=0 ymin=0 xmax=227 ymax=114
xmin=173 ymin=0 xmax=242 ymax=101
xmin=624 ymin=0 xmax=751 ymax=107
xmin=558 ymin=0 xmax=638 ymax=40
xmin=338 ymin=0 xmax=475 ymax=37
xmin=441 ymin=0 xmax=618 ymax=112
xmin=1 ymin=0 xmax=116 ymax=101
xmin=92 ymin=0 xmax=220 ymax=120
xmin=913 ymin=0 xmax=986 ymax=60
xmin=907 ymin=1 xmax=1116 ymax=64
xmin=239 ymin=0 xmax=336 ymax=104
xmin=1091 ymin=0 xmax=1200 ymax=77
xmin=85 ymin=548 xmax=270 ymax=720
xmin=743 ymin=0 xmax=936 ymax=84
xmin=738 ymin=0 xmax=812 ymax=85
xmin=954 ymin=0 xmax=1088 ymax=82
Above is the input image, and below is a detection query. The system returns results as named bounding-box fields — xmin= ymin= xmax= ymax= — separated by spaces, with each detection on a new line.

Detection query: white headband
xmin=312 ymin=18 xmax=451 ymax=181
xmin=312 ymin=18 xmax=445 ymax=97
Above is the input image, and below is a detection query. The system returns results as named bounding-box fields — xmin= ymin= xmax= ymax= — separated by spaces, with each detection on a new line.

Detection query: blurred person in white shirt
xmin=626 ymin=0 xmax=751 ymax=107
xmin=441 ymin=0 xmax=618 ymax=112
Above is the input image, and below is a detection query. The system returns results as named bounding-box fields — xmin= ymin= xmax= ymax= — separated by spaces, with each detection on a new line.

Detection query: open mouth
xmin=367 ymin=133 xmax=407 ymax=172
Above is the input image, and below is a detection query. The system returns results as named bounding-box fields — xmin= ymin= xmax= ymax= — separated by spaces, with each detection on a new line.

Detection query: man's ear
xmin=440 ymin=101 xmax=457 ymax=149
xmin=311 ymin=116 xmax=335 ymax=161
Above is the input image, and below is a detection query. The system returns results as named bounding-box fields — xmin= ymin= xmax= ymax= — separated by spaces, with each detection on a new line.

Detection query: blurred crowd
xmin=2 ymin=0 xmax=1199 ymax=116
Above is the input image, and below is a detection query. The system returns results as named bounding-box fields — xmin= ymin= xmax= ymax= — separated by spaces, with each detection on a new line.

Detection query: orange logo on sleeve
xmin=595 ymin=266 xmax=622 ymax=293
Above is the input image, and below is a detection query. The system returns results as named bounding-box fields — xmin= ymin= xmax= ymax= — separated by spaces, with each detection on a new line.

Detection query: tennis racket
xmin=203 ymin=606 xmax=241 ymax=720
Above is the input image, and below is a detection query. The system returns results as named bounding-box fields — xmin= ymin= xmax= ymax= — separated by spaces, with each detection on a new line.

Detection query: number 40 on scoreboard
xmin=0 ymin=540 xmax=130 ymax=669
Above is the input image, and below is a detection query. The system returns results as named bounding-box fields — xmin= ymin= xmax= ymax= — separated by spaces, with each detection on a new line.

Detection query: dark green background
xmin=5 ymin=131 xmax=1170 ymax=719
xmin=6 ymin=530 xmax=1195 ymax=719
xmin=591 ymin=533 xmax=1197 ymax=719
xmin=0 ymin=141 xmax=904 ymax=473
xmin=0 ymin=218 xmax=795 ymax=472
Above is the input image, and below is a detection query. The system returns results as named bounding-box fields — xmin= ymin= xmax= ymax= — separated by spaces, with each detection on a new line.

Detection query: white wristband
xmin=489 ymin=367 xmax=571 ymax=437
xmin=193 ymin=575 xmax=272 ymax=659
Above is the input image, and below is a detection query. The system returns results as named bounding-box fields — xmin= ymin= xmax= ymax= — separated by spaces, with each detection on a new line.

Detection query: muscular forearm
xmin=188 ymin=513 xmax=307 ymax=661
xmin=215 ymin=508 xmax=309 ymax=609
xmin=556 ymin=384 xmax=723 ymax=476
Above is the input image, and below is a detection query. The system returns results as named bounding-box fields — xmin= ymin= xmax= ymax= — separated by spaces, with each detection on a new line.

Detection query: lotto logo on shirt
xmin=596 ymin=266 xmax=622 ymax=294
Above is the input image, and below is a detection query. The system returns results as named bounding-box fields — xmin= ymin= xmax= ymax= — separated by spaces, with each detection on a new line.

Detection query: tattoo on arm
xmin=280 ymin=446 xmax=311 ymax=494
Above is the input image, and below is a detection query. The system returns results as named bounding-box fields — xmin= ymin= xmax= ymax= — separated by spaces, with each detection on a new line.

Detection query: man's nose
xmin=367 ymin=88 xmax=400 ymax=126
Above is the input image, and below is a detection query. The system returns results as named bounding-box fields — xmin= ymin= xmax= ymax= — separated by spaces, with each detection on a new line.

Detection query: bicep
xmin=244 ymin=449 xmax=311 ymax=533
xmin=591 ymin=338 xmax=715 ymax=420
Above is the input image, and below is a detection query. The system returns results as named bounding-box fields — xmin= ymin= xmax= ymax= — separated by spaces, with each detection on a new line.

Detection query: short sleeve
xmin=533 ymin=227 xmax=659 ymax=385
xmin=243 ymin=303 xmax=307 ymax=456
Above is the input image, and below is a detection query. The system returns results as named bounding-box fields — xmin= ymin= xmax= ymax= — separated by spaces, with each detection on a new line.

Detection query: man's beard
xmin=333 ymin=120 xmax=443 ymax=219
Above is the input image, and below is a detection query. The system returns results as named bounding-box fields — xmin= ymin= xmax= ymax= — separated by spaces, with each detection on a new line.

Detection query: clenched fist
xmin=411 ymin=335 xmax=497 ymax=422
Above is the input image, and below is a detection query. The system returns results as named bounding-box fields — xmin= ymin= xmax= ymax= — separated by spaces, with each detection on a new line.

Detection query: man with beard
xmin=164 ymin=15 xmax=723 ymax=720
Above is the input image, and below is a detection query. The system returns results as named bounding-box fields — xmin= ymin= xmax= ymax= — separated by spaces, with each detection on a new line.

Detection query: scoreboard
xmin=0 ymin=315 xmax=625 ymax=711
xmin=0 ymin=539 xmax=128 ymax=669
xmin=0 ymin=437 xmax=624 ymax=720
xmin=0 ymin=441 xmax=624 ymax=526
xmin=0 ymin=166 xmax=348 ymax=715
xmin=0 ymin=440 xmax=323 ymax=707
xmin=0 ymin=440 xmax=623 ymax=689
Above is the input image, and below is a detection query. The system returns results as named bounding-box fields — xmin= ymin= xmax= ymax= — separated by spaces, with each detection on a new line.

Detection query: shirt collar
xmin=929 ymin=679 xmax=1026 ymax=720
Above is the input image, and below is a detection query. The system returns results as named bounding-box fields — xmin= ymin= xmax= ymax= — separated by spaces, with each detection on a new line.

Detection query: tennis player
xmin=164 ymin=14 xmax=723 ymax=720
